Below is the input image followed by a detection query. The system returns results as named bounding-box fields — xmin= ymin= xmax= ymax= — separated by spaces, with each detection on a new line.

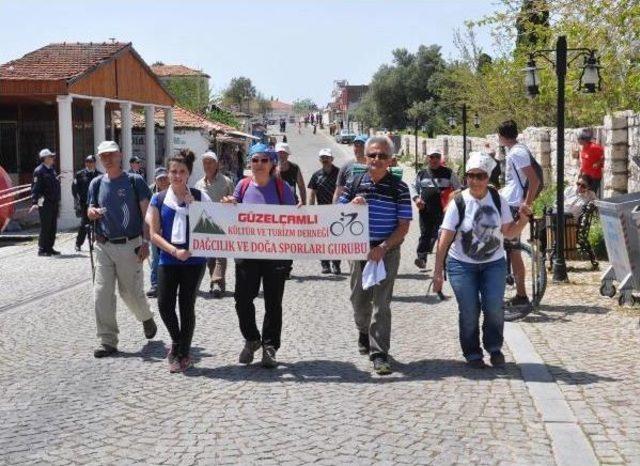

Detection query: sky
xmin=0 ymin=0 xmax=500 ymax=106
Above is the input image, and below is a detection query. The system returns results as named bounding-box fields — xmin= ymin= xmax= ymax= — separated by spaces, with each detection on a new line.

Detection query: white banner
xmin=189 ymin=202 xmax=370 ymax=260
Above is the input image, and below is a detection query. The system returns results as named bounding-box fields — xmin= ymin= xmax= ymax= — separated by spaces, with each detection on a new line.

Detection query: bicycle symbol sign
xmin=330 ymin=212 xmax=365 ymax=237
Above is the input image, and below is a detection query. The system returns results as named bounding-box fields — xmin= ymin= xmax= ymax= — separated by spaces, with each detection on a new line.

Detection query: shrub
xmin=532 ymin=184 xmax=557 ymax=218
xmin=588 ymin=217 xmax=608 ymax=260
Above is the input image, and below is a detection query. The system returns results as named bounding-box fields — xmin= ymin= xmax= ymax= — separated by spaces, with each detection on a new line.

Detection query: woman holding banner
xmin=222 ymin=143 xmax=296 ymax=369
xmin=146 ymin=149 xmax=211 ymax=373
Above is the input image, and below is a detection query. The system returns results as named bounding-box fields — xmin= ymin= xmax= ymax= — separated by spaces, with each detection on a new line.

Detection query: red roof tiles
xmin=0 ymin=42 xmax=130 ymax=81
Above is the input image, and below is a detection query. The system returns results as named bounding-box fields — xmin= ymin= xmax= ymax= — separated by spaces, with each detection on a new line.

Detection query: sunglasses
xmin=251 ymin=158 xmax=271 ymax=164
xmin=466 ymin=172 xmax=489 ymax=181
xmin=366 ymin=152 xmax=390 ymax=160
xmin=576 ymin=182 xmax=587 ymax=188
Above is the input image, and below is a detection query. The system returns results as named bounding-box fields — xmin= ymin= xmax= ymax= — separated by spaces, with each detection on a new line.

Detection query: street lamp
xmin=448 ymin=103 xmax=479 ymax=175
xmin=523 ymin=35 xmax=602 ymax=282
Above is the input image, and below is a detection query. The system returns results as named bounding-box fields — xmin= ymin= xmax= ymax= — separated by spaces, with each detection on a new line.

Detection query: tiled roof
xmin=270 ymin=100 xmax=293 ymax=111
xmin=113 ymin=106 xmax=235 ymax=132
xmin=0 ymin=42 xmax=130 ymax=81
xmin=151 ymin=64 xmax=210 ymax=78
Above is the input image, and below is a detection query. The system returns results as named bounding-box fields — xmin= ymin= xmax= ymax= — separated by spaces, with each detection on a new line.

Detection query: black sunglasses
xmin=466 ymin=172 xmax=489 ymax=181
xmin=366 ymin=152 xmax=390 ymax=160
xmin=251 ymin=158 xmax=271 ymax=164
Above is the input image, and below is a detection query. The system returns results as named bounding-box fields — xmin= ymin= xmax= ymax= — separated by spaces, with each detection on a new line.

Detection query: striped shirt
xmin=339 ymin=171 xmax=413 ymax=242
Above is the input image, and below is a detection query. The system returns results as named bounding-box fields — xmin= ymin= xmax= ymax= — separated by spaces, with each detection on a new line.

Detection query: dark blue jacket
xmin=31 ymin=163 xmax=61 ymax=205
xmin=72 ymin=168 xmax=102 ymax=205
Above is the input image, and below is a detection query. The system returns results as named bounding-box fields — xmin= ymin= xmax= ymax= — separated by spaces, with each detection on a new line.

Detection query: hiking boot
xmin=239 ymin=340 xmax=262 ymax=364
xmin=142 ymin=318 xmax=157 ymax=339
xmin=467 ymin=359 xmax=487 ymax=369
xmin=490 ymin=351 xmax=506 ymax=368
xmin=179 ymin=355 xmax=193 ymax=372
xmin=372 ymin=354 xmax=392 ymax=375
xmin=211 ymin=283 xmax=224 ymax=299
xmin=146 ymin=286 xmax=157 ymax=298
xmin=49 ymin=249 xmax=61 ymax=256
xmin=261 ymin=345 xmax=278 ymax=369
xmin=75 ymin=245 xmax=82 ymax=252
xmin=94 ymin=344 xmax=118 ymax=358
xmin=321 ymin=264 xmax=331 ymax=274
xmin=331 ymin=263 xmax=341 ymax=275
xmin=38 ymin=250 xmax=52 ymax=257
xmin=414 ymin=258 xmax=427 ymax=269
xmin=358 ymin=332 xmax=370 ymax=355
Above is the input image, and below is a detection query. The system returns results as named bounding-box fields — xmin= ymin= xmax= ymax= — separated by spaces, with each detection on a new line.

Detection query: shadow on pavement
xmin=521 ymin=304 xmax=611 ymax=323
xmin=392 ymin=294 xmax=445 ymax=305
xmin=290 ymin=275 xmax=347 ymax=282
xmin=183 ymin=357 xmax=617 ymax=385
xmin=117 ymin=341 xmax=212 ymax=364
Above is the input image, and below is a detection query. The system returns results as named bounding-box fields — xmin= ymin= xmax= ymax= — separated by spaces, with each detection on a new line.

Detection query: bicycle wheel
xmin=330 ymin=221 xmax=345 ymax=237
xmin=503 ymin=241 xmax=547 ymax=316
xmin=349 ymin=221 xmax=364 ymax=236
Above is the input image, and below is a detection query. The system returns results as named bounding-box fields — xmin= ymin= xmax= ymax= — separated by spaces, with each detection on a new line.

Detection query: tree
xmin=293 ymin=98 xmax=318 ymax=114
xmin=515 ymin=0 xmax=550 ymax=51
xmin=223 ymin=77 xmax=256 ymax=112
xmin=162 ymin=76 xmax=211 ymax=113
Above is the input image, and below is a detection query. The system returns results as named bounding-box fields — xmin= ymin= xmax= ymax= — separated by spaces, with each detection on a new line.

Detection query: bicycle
xmin=503 ymin=216 xmax=547 ymax=321
xmin=330 ymin=212 xmax=364 ymax=237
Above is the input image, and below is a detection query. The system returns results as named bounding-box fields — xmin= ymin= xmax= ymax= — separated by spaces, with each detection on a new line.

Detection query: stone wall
xmin=394 ymin=110 xmax=640 ymax=197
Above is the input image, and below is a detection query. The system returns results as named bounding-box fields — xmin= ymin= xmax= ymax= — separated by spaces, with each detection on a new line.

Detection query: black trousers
xmin=76 ymin=203 xmax=90 ymax=247
xmin=157 ymin=264 xmax=205 ymax=358
xmin=234 ymin=259 xmax=287 ymax=350
xmin=416 ymin=209 xmax=443 ymax=260
xmin=320 ymin=260 xmax=341 ymax=268
xmin=38 ymin=201 xmax=58 ymax=252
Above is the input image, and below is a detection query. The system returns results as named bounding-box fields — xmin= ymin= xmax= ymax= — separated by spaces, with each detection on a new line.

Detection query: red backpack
xmin=238 ymin=176 xmax=287 ymax=204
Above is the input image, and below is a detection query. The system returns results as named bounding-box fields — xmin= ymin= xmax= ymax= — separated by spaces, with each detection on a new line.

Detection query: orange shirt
xmin=580 ymin=142 xmax=604 ymax=180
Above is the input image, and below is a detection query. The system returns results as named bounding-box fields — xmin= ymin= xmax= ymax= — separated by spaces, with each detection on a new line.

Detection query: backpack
xmin=348 ymin=171 xmax=400 ymax=204
xmin=91 ymin=173 xmax=141 ymax=213
xmin=510 ymin=143 xmax=544 ymax=199
xmin=237 ymin=176 xmax=287 ymax=205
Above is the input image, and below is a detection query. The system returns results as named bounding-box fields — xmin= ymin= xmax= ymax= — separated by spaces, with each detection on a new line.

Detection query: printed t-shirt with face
xmin=88 ymin=172 xmax=152 ymax=238
xmin=441 ymin=190 xmax=513 ymax=264
xmin=233 ymin=177 xmax=296 ymax=205
xmin=500 ymin=144 xmax=531 ymax=207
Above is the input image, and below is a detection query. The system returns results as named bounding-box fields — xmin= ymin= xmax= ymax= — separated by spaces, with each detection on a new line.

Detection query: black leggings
xmin=157 ymin=264 xmax=205 ymax=358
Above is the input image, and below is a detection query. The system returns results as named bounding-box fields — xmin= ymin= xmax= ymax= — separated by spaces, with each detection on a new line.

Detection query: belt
xmin=96 ymin=235 xmax=140 ymax=245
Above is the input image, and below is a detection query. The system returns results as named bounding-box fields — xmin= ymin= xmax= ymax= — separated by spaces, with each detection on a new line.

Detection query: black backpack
xmin=510 ymin=143 xmax=544 ymax=199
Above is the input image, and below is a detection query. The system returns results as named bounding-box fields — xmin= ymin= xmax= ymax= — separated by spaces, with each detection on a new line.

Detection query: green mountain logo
xmin=193 ymin=211 xmax=226 ymax=235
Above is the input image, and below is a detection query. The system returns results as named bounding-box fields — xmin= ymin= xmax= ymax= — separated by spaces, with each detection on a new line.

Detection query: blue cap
xmin=354 ymin=135 xmax=368 ymax=145
xmin=249 ymin=143 xmax=269 ymax=157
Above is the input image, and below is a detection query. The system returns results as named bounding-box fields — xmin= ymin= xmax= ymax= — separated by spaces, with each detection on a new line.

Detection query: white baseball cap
xmin=466 ymin=151 xmax=497 ymax=175
xmin=39 ymin=148 xmax=55 ymax=158
xmin=319 ymin=148 xmax=333 ymax=158
xmin=201 ymin=151 xmax=218 ymax=161
xmin=97 ymin=140 xmax=120 ymax=155
xmin=275 ymin=142 xmax=290 ymax=154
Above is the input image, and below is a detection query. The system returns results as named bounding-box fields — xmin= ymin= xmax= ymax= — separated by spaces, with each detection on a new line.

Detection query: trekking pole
xmin=88 ymin=220 xmax=96 ymax=283
xmin=528 ymin=214 xmax=537 ymax=305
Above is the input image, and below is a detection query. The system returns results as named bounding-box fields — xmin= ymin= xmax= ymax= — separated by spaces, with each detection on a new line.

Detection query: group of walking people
xmin=27 ymin=118 xmax=604 ymax=375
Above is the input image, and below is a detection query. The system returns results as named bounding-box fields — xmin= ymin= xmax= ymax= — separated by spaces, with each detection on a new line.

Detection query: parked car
xmin=335 ymin=130 xmax=357 ymax=144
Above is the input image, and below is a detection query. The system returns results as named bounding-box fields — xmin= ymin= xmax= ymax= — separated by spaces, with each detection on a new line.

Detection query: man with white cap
xmin=433 ymin=152 xmax=531 ymax=368
xmin=29 ymin=148 xmax=61 ymax=256
xmin=87 ymin=140 xmax=157 ymax=358
xmin=308 ymin=148 xmax=341 ymax=274
xmin=275 ymin=142 xmax=306 ymax=205
xmin=195 ymin=150 xmax=234 ymax=297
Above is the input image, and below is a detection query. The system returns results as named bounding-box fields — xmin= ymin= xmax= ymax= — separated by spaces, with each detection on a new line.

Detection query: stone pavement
xmin=0 ymin=125 xmax=639 ymax=465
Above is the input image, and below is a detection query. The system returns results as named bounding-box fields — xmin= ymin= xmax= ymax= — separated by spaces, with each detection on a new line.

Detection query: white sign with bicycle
xmin=188 ymin=202 xmax=370 ymax=260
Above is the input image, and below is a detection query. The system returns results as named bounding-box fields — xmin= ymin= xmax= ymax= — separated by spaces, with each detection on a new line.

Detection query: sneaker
xmin=261 ymin=345 xmax=278 ymax=369
xmin=490 ymin=351 xmax=506 ymax=368
xmin=49 ymin=249 xmax=61 ymax=256
xmin=166 ymin=343 xmax=178 ymax=364
xmin=372 ymin=354 xmax=392 ymax=375
xmin=508 ymin=295 xmax=530 ymax=307
xmin=179 ymin=355 xmax=193 ymax=372
xmin=358 ymin=332 xmax=370 ymax=355
xmin=146 ymin=286 xmax=157 ymax=298
xmin=169 ymin=358 xmax=182 ymax=373
xmin=75 ymin=245 xmax=82 ymax=252
xmin=38 ymin=250 xmax=52 ymax=257
xmin=331 ymin=264 xmax=341 ymax=275
xmin=142 ymin=318 xmax=157 ymax=339
xmin=211 ymin=283 xmax=224 ymax=299
xmin=414 ymin=258 xmax=426 ymax=269
xmin=321 ymin=264 xmax=331 ymax=274
xmin=467 ymin=359 xmax=487 ymax=369
xmin=93 ymin=344 xmax=118 ymax=358
xmin=239 ymin=340 xmax=262 ymax=364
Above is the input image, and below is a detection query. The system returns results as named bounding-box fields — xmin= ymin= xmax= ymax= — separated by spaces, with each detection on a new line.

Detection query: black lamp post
xmin=449 ymin=104 xmax=480 ymax=175
xmin=523 ymin=35 xmax=602 ymax=282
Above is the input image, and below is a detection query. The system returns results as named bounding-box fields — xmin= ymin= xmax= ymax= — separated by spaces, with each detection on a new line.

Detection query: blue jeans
xmin=150 ymin=245 xmax=160 ymax=288
xmin=446 ymin=257 xmax=506 ymax=361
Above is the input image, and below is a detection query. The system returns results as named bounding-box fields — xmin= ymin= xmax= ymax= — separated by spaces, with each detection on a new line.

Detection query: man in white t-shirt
xmin=498 ymin=120 xmax=540 ymax=307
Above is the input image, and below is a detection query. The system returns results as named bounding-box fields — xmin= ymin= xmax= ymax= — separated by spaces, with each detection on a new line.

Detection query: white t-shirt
xmin=501 ymin=143 xmax=532 ymax=207
xmin=441 ymin=190 xmax=514 ymax=264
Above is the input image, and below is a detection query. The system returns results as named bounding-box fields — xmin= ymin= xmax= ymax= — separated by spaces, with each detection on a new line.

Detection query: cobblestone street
xmin=1 ymin=126 xmax=639 ymax=465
